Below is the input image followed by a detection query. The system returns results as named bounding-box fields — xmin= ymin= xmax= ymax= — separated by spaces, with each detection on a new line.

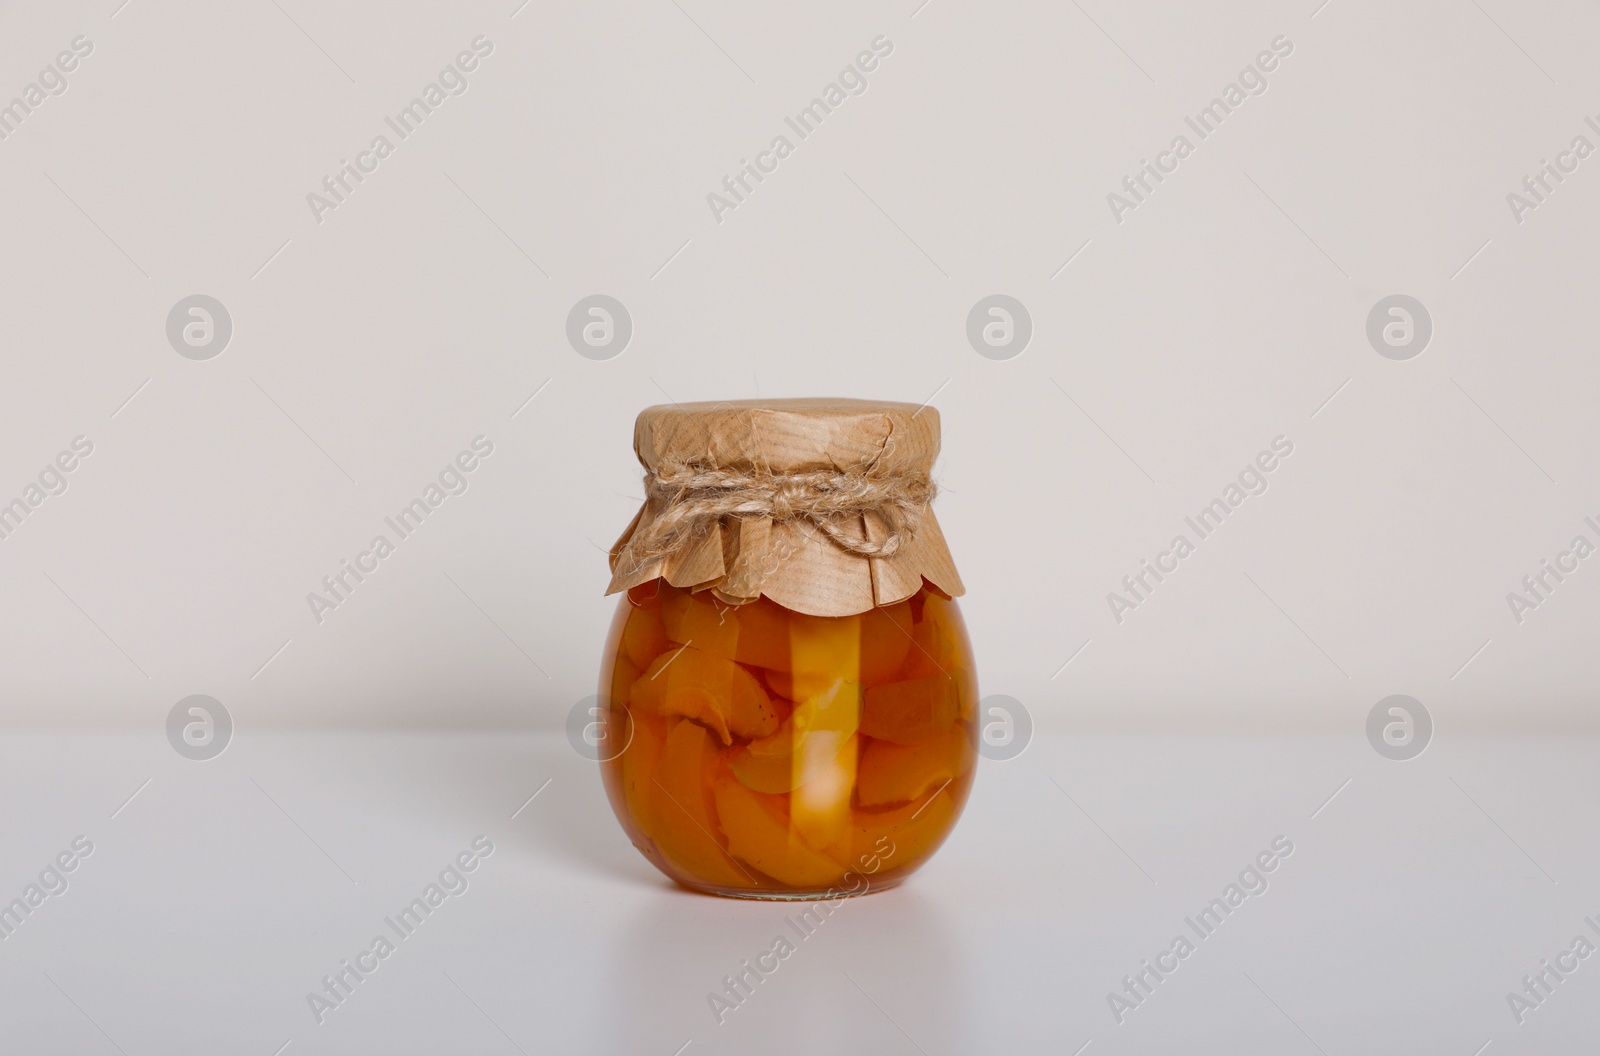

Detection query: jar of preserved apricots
xmin=596 ymin=398 xmax=976 ymax=899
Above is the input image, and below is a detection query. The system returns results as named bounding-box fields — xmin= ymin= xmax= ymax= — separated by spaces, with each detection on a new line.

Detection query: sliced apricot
xmin=762 ymin=667 xmax=799 ymax=702
xmin=713 ymin=773 xmax=850 ymax=888
xmin=659 ymin=588 xmax=793 ymax=671
xmin=630 ymin=645 xmax=779 ymax=745
xmin=618 ymin=708 xmax=667 ymax=837
xmin=766 ymin=667 xmax=865 ymax=706
xmin=770 ymin=602 xmax=916 ymax=696
xmin=787 ymin=617 xmax=863 ymax=849
xmin=840 ymin=788 xmax=958 ymax=871
xmin=791 ymin=734 xmax=859 ymax=852
xmin=730 ymin=711 xmax=859 ymax=794
xmin=729 ymin=719 xmax=797 ymax=793
xmin=918 ymin=595 xmax=976 ymax=720
xmin=731 ymin=599 xmax=796 ymax=671
xmin=859 ymin=602 xmax=913 ymax=685
xmin=899 ymin=619 xmax=957 ymax=681
xmin=861 ymin=675 xmax=958 ymax=745
xmin=856 ymin=728 xmax=972 ymax=808
xmin=649 ymin=720 xmax=758 ymax=888
xmin=659 ymin=587 xmax=734 ymax=654
xmin=787 ymin=619 xmax=862 ymax=728
xmin=622 ymin=603 xmax=670 ymax=670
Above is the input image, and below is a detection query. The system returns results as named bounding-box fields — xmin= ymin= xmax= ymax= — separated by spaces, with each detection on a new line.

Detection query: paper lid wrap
xmin=605 ymin=398 xmax=964 ymax=617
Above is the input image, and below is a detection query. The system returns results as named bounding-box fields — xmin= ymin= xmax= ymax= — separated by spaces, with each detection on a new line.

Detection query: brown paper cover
xmin=605 ymin=398 xmax=964 ymax=617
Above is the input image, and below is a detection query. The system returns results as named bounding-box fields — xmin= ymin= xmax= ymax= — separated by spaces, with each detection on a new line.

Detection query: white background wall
xmin=2 ymin=0 xmax=1597 ymax=731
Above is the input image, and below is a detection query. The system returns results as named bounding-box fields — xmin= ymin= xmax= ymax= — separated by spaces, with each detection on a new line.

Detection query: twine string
xmin=615 ymin=458 xmax=935 ymax=575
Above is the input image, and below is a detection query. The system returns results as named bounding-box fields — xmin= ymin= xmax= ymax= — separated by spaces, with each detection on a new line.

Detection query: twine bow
xmin=614 ymin=457 xmax=936 ymax=578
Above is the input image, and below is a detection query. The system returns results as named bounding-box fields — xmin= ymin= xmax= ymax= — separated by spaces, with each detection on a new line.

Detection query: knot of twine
xmin=617 ymin=458 xmax=935 ymax=574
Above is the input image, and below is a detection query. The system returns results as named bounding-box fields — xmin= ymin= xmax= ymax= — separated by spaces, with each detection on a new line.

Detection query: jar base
xmin=682 ymin=875 xmax=907 ymax=901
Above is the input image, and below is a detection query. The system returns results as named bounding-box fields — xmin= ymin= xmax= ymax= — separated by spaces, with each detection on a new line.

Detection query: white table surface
xmin=0 ymin=729 xmax=1592 ymax=1055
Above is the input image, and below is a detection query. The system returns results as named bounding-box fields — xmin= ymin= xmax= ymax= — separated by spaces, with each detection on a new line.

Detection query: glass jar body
xmin=597 ymin=579 xmax=978 ymax=899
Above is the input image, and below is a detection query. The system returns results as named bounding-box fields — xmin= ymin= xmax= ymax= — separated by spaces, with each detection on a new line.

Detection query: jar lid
xmin=606 ymin=398 xmax=964 ymax=617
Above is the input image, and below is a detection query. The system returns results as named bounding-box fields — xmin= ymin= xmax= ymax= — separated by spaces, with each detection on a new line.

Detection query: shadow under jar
xmin=596 ymin=398 xmax=977 ymax=899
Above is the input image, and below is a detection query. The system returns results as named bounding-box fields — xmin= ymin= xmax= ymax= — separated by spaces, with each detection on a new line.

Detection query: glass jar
xmin=596 ymin=398 xmax=976 ymax=899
